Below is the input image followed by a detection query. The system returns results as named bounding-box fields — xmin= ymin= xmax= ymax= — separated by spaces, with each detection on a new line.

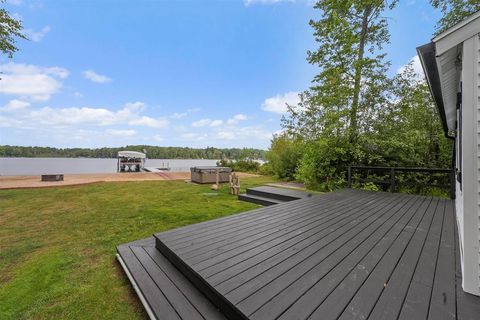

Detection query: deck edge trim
xmin=116 ymin=253 xmax=157 ymax=320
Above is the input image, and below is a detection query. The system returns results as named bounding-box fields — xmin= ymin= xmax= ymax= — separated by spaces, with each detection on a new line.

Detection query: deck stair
xmin=238 ymin=185 xmax=314 ymax=206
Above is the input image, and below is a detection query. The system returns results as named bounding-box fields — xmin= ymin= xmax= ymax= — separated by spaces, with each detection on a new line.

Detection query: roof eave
xmin=416 ymin=42 xmax=453 ymax=140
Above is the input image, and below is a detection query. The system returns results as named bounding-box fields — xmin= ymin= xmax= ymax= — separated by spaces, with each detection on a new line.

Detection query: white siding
xmin=477 ymin=34 xmax=480 ymax=289
xmin=461 ymin=34 xmax=480 ymax=295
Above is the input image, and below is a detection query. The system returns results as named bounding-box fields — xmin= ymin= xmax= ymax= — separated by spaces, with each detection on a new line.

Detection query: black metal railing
xmin=347 ymin=166 xmax=455 ymax=199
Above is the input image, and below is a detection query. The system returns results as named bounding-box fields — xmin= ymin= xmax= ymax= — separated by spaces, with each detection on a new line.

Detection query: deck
xmin=118 ymin=189 xmax=480 ymax=320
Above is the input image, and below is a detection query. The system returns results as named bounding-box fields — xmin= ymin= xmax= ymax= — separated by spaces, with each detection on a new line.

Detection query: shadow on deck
xmin=117 ymin=189 xmax=480 ymax=320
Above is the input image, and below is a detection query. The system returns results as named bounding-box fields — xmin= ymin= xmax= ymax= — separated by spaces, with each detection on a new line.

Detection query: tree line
xmin=0 ymin=145 xmax=266 ymax=160
xmin=265 ymin=0 xmax=478 ymax=193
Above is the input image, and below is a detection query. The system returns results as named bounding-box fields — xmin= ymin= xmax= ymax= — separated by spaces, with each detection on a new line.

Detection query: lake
xmin=0 ymin=158 xmax=219 ymax=175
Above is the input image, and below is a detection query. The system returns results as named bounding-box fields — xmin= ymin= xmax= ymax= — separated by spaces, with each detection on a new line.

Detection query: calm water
xmin=0 ymin=158 xmax=219 ymax=175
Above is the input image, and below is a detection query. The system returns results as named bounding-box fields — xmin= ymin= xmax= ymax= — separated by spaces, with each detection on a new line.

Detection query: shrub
xmin=295 ymin=138 xmax=350 ymax=191
xmin=266 ymin=134 xmax=304 ymax=180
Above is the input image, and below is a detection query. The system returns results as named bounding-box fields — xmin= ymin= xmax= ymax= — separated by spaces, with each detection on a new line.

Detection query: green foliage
xmin=216 ymin=158 xmax=261 ymax=173
xmin=0 ymin=145 xmax=266 ymax=160
xmin=269 ymin=3 xmax=454 ymax=194
xmin=0 ymin=1 xmax=26 ymax=58
xmin=307 ymin=0 xmax=396 ymax=142
xmin=430 ymin=0 xmax=480 ymax=35
xmin=265 ymin=134 xmax=304 ymax=180
xmin=360 ymin=182 xmax=380 ymax=191
xmin=295 ymin=137 xmax=350 ymax=191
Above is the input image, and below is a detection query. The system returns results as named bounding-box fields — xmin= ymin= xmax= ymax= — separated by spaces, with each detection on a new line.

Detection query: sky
xmin=0 ymin=0 xmax=441 ymax=150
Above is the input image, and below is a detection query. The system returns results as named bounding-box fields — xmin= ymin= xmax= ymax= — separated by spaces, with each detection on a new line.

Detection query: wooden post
xmin=216 ymin=168 xmax=219 ymax=187
xmin=390 ymin=168 xmax=396 ymax=193
xmin=347 ymin=166 xmax=352 ymax=188
xmin=450 ymin=169 xmax=456 ymax=199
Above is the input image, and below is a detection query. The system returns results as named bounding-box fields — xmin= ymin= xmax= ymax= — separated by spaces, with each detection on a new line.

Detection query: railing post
xmin=450 ymin=169 xmax=456 ymax=199
xmin=390 ymin=168 xmax=396 ymax=193
xmin=347 ymin=166 xmax=352 ymax=188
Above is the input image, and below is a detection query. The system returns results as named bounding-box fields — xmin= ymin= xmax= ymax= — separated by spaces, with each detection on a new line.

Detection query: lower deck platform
xmin=118 ymin=189 xmax=480 ymax=320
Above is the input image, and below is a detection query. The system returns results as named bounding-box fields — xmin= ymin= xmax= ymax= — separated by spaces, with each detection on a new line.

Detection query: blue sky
xmin=0 ymin=0 xmax=440 ymax=149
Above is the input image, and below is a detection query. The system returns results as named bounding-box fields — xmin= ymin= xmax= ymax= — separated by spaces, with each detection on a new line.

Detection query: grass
xmin=0 ymin=175 xmax=276 ymax=320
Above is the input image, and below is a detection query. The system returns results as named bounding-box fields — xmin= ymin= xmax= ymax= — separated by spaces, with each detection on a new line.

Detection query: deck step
xmin=238 ymin=193 xmax=285 ymax=206
xmin=246 ymin=186 xmax=313 ymax=202
xmin=117 ymin=238 xmax=226 ymax=320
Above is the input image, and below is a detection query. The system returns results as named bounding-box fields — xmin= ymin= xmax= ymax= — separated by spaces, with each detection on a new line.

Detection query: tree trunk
xmin=349 ymin=5 xmax=372 ymax=143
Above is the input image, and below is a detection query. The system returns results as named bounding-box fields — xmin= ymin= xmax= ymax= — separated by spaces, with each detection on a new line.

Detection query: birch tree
xmin=306 ymin=0 xmax=396 ymax=142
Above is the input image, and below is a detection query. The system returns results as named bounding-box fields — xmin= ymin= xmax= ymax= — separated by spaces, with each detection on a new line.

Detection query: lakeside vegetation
xmin=0 ymin=145 xmax=266 ymax=160
xmin=262 ymin=1 xmax=479 ymax=192
xmin=0 ymin=176 xmax=276 ymax=319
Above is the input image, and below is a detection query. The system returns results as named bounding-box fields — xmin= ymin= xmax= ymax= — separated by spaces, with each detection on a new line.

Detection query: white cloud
xmin=262 ymin=91 xmax=300 ymax=114
xmin=124 ymin=101 xmax=146 ymax=112
xmin=0 ymin=99 xmax=30 ymax=112
xmin=0 ymin=101 xmax=169 ymax=130
xmin=397 ymin=55 xmax=424 ymax=80
xmin=106 ymin=129 xmax=136 ymax=137
xmin=24 ymin=26 xmax=51 ymax=42
xmin=0 ymin=62 xmax=69 ymax=101
xmin=210 ymin=119 xmax=223 ymax=127
xmin=192 ymin=118 xmax=212 ymax=127
xmin=169 ymin=107 xmax=201 ymax=119
xmin=74 ymin=92 xmax=83 ymax=98
xmin=227 ymin=113 xmax=248 ymax=125
xmin=82 ymin=70 xmax=112 ymax=83
xmin=191 ymin=118 xmax=224 ymax=127
xmin=129 ymin=116 xmax=169 ymax=128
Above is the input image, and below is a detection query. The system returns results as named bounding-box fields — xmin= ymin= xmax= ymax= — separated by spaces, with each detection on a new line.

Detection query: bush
xmin=217 ymin=159 xmax=260 ymax=173
xmin=295 ymin=138 xmax=350 ymax=191
xmin=266 ymin=135 xmax=304 ymax=180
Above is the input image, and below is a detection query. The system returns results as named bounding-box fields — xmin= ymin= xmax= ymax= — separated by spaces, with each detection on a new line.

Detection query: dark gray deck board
xmin=189 ymin=192 xmax=384 ymax=270
xmin=454 ymin=214 xmax=480 ymax=320
xmin=235 ymin=193 xmax=415 ymax=316
xmin=166 ymin=191 xmax=353 ymax=250
xmin=220 ymin=192 xmax=403 ymax=299
xmin=249 ymin=194 xmax=421 ymax=320
xmin=428 ymin=199 xmax=456 ymax=320
xmin=158 ymin=190 xmax=350 ymax=242
xmin=294 ymin=195 xmax=427 ymax=320
xmin=336 ymin=197 xmax=437 ymax=320
xmin=203 ymin=192 xmax=390 ymax=283
xmin=117 ymin=245 xmax=181 ymax=320
xmin=397 ymin=199 xmax=446 ymax=320
xmin=117 ymin=238 xmax=226 ymax=320
xmin=267 ymin=194 xmax=425 ymax=320
xmin=119 ymin=189 xmax=479 ymax=320
xmin=246 ymin=186 xmax=315 ymax=201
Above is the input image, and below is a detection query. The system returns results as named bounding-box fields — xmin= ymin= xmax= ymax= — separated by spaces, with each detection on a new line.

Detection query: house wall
xmin=459 ymin=34 xmax=480 ymax=295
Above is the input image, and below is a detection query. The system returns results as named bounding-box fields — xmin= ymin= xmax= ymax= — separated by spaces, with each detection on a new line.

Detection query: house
xmin=418 ymin=11 xmax=480 ymax=296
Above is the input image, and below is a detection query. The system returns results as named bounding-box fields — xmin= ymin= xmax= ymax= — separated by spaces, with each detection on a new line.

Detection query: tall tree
xmin=0 ymin=0 xmax=26 ymax=58
xmin=430 ymin=0 xmax=480 ymax=35
xmin=307 ymin=0 xmax=396 ymax=142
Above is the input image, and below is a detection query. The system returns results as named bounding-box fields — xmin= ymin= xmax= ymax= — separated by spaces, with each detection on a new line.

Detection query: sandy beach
xmin=0 ymin=172 xmax=259 ymax=190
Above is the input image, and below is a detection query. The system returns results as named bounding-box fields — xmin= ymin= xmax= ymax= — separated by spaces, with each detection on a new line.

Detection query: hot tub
xmin=190 ymin=166 xmax=232 ymax=184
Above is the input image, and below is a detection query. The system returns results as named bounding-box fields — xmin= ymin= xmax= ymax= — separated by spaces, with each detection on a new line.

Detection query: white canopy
xmin=117 ymin=151 xmax=146 ymax=159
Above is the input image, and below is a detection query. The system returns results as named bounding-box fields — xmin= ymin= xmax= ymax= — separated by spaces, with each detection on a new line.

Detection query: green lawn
xmin=0 ymin=175 xmax=276 ymax=320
